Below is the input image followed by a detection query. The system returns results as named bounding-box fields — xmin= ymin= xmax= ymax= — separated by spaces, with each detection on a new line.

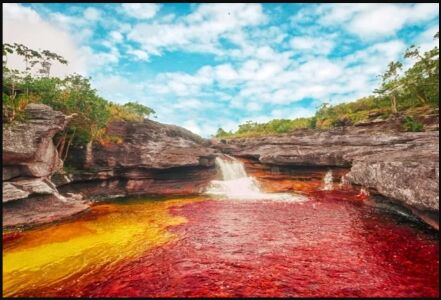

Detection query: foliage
xmin=123 ymin=102 xmax=156 ymax=119
xmin=2 ymin=43 xmax=155 ymax=160
xmin=215 ymin=32 xmax=439 ymax=139
xmin=402 ymin=116 xmax=424 ymax=132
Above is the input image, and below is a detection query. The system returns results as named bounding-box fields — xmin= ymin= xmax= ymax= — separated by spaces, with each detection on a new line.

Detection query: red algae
xmin=22 ymin=190 xmax=438 ymax=298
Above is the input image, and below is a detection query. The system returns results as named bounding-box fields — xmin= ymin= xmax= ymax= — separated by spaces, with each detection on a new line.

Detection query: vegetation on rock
xmin=2 ymin=43 xmax=155 ymax=158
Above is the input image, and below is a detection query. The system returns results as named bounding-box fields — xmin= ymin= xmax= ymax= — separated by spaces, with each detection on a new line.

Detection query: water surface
xmin=3 ymin=191 xmax=438 ymax=297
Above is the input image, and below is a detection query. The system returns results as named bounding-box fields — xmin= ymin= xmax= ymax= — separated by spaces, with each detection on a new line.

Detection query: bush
xmin=308 ymin=116 xmax=317 ymax=129
xmin=402 ymin=116 xmax=424 ymax=132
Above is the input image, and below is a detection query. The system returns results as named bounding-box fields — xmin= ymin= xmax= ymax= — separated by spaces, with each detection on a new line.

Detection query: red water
xmin=26 ymin=190 xmax=438 ymax=298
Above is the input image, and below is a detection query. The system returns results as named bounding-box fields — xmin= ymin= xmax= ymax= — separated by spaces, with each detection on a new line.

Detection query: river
xmin=3 ymin=158 xmax=438 ymax=297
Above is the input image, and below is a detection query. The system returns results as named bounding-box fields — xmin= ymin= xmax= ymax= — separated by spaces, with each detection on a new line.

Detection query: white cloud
xmin=215 ymin=64 xmax=239 ymax=82
xmin=83 ymin=7 xmax=101 ymax=21
xmin=3 ymin=2 xmax=40 ymax=21
xmin=174 ymin=98 xmax=203 ymax=109
xmin=4 ymin=3 xmax=437 ymax=138
xmin=121 ymin=3 xmax=160 ymax=20
xmin=246 ymin=102 xmax=262 ymax=111
xmin=349 ymin=5 xmax=409 ymax=38
xmin=344 ymin=40 xmax=407 ymax=76
xmin=182 ymin=120 xmax=202 ymax=135
xmin=417 ymin=25 xmax=440 ymax=52
xmin=110 ymin=31 xmax=123 ymax=42
xmin=290 ymin=36 xmax=334 ymax=55
xmin=3 ymin=3 xmax=87 ymax=76
xmin=127 ymin=4 xmax=267 ymax=58
xmin=92 ymin=74 xmax=146 ymax=104
xmin=127 ymin=49 xmax=149 ymax=61
xmin=295 ymin=3 xmax=439 ymax=39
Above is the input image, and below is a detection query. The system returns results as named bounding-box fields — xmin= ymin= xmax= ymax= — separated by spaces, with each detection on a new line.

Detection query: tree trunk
xmin=416 ymin=93 xmax=427 ymax=104
xmin=57 ymin=133 xmax=67 ymax=161
xmin=416 ymin=88 xmax=428 ymax=104
xmin=55 ymin=130 xmax=65 ymax=150
xmin=63 ymin=129 xmax=76 ymax=161
xmin=10 ymin=82 xmax=16 ymax=121
xmin=391 ymin=94 xmax=398 ymax=113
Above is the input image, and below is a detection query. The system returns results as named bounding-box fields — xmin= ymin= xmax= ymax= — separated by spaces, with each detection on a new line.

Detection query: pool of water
xmin=2 ymin=188 xmax=438 ymax=297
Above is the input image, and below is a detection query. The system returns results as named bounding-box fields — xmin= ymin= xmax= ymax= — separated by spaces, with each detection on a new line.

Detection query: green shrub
xmin=402 ymin=116 xmax=424 ymax=132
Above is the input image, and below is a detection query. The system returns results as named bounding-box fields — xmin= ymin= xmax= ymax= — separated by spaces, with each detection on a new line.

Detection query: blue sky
xmin=3 ymin=3 xmax=439 ymax=136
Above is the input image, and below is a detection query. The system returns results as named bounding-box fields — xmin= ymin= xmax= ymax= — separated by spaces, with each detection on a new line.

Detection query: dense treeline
xmin=2 ymin=43 xmax=155 ymax=159
xmin=216 ymin=32 xmax=439 ymax=138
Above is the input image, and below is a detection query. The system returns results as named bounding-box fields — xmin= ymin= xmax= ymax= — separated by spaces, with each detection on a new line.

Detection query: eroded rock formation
xmin=59 ymin=119 xmax=218 ymax=198
xmin=3 ymin=104 xmax=88 ymax=228
xmin=213 ymin=126 xmax=439 ymax=228
xmin=3 ymin=105 xmax=219 ymax=228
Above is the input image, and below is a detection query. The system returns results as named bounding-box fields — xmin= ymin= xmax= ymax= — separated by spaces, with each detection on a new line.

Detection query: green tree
xmin=123 ymin=101 xmax=156 ymax=119
xmin=38 ymin=49 xmax=68 ymax=77
xmin=215 ymin=128 xmax=229 ymax=138
xmin=402 ymin=32 xmax=439 ymax=106
xmin=375 ymin=61 xmax=403 ymax=113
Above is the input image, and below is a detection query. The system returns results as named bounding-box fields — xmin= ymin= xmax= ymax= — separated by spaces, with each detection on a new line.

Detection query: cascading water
xmin=205 ymin=155 xmax=307 ymax=202
xmin=321 ymin=170 xmax=334 ymax=191
xmin=339 ymin=174 xmax=350 ymax=188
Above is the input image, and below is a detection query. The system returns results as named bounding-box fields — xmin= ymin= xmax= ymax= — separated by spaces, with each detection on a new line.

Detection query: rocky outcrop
xmin=213 ymin=126 xmax=439 ymax=228
xmin=213 ymin=128 xmax=438 ymax=167
xmin=3 ymin=104 xmax=71 ymax=178
xmin=3 ymin=104 xmax=88 ymax=228
xmin=3 ymin=193 xmax=88 ymax=228
xmin=60 ymin=119 xmax=218 ymax=198
xmin=347 ymin=149 xmax=439 ymax=229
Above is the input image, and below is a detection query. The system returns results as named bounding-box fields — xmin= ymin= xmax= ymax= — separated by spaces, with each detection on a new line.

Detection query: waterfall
xmin=205 ymin=156 xmax=307 ymax=202
xmin=215 ymin=155 xmax=248 ymax=180
xmin=339 ymin=174 xmax=350 ymax=188
xmin=321 ymin=170 xmax=333 ymax=191
xmin=358 ymin=187 xmax=370 ymax=197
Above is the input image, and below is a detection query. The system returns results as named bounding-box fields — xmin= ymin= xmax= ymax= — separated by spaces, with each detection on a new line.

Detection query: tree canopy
xmin=2 ymin=43 xmax=156 ymax=159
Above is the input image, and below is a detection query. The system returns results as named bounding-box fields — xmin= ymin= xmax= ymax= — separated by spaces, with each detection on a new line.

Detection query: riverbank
xmin=2 ymin=104 xmax=439 ymax=229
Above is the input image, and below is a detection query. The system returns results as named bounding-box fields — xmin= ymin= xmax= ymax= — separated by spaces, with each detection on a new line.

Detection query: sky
xmin=3 ymin=3 xmax=439 ymax=137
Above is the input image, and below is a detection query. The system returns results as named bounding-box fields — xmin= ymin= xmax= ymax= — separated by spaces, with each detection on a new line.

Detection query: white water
xmin=205 ymin=156 xmax=307 ymax=202
xmin=358 ymin=187 xmax=370 ymax=197
xmin=339 ymin=174 xmax=350 ymax=188
xmin=321 ymin=170 xmax=334 ymax=191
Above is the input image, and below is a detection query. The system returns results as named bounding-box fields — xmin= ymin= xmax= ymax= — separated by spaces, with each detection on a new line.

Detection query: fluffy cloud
xmin=83 ymin=7 xmax=101 ymax=21
xmin=417 ymin=25 xmax=440 ymax=52
xmin=127 ymin=48 xmax=149 ymax=61
xmin=3 ymin=3 xmax=438 ymax=137
xmin=127 ymin=4 xmax=267 ymax=58
xmin=2 ymin=3 xmax=87 ymax=76
xmin=121 ymin=3 xmax=160 ymax=20
xmin=294 ymin=3 xmax=439 ymax=39
xmin=290 ymin=36 xmax=334 ymax=55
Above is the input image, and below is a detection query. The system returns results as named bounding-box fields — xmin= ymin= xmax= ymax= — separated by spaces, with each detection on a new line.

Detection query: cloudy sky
xmin=3 ymin=3 xmax=439 ymax=136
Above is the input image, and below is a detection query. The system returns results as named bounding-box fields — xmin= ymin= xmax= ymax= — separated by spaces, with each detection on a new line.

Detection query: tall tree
xmin=375 ymin=61 xmax=403 ymax=113
xmin=38 ymin=49 xmax=68 ymax=77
